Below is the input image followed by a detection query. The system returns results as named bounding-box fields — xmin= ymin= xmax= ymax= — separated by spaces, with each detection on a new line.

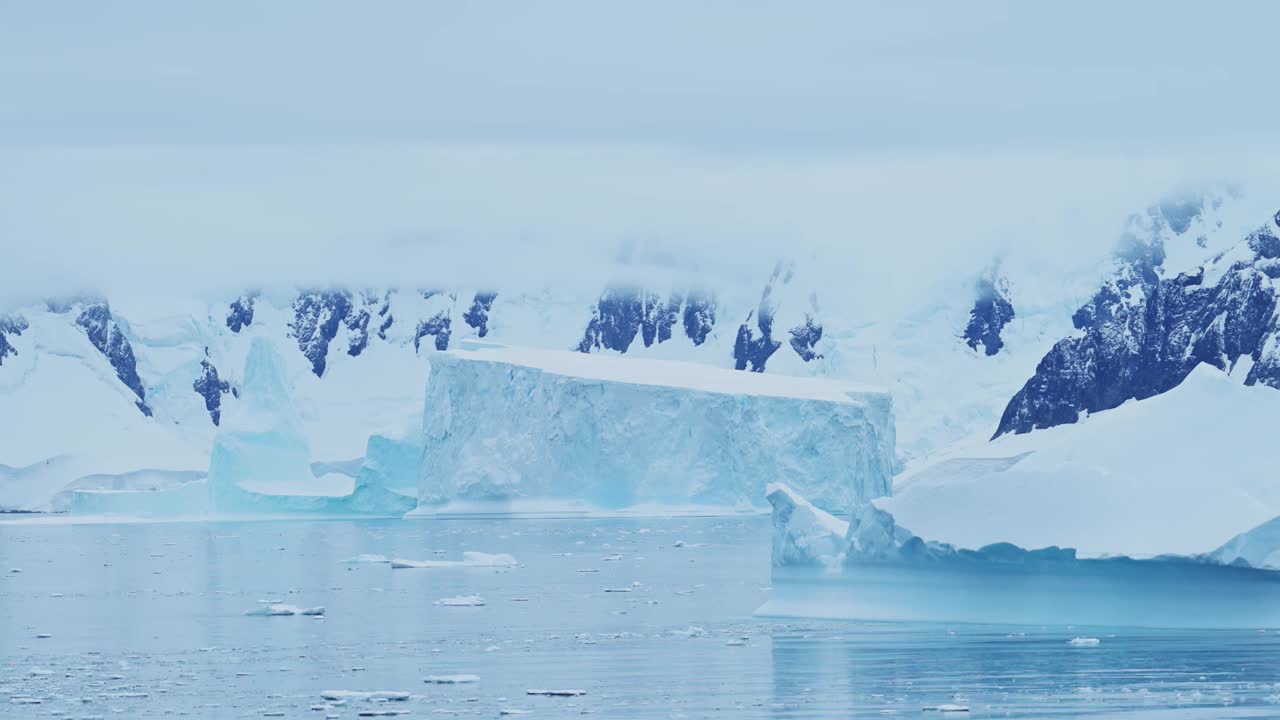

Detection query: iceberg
xmin=760 ymin=482 xmax=1280 ymax=629
xmin=877 ymin=366 xmax=1280 ymax=559
xmin=415 ymin=345 xmax=895 ymax=515
xmin=204 ymin=338 xmax=414 ymax=516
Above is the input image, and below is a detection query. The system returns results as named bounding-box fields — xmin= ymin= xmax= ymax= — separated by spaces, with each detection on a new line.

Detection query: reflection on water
xmin=0 ymin=516 xmax=1278 ymax=718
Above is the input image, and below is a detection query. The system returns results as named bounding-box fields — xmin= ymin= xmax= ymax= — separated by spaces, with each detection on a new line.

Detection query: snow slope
xmin=880 ymin=365 xmax=1280 ymax=558
xmin=416 ymin=345 xmax=895 ymax=514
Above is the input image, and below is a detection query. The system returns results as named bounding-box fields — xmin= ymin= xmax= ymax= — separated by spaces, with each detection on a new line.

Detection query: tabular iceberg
xmin=415 ymin=345 xmax=895 ymax=515
xmin=760 ymin=483 xmax=1280 ymax=629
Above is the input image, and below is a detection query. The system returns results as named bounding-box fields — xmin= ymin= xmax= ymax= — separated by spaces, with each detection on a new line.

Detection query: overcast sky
xmin=3 ymin=1 xmax=1279 ymax=304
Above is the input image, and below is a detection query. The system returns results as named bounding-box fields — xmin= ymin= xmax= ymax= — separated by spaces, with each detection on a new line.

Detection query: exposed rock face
xmin=414 ymin=310 xmax=451 ymax=352
xmin=463 ymin=292 xmax=497 ymax=338
xmin=996 ymin=212 xmax=1280 ymax=437
xmin=578 ymin=287 xmax=716 ymax=354
xmin=75 ymin=302 xmax=151 ymax=416
xmin=289 ymin=290 xmax=381 ymax=376
xmin=0 ymin=314 xmax=28 ymax=366
xmin=963 ymin=269 xmax=1015 ymax=356
xmin=192 ymin=355 xmax=232 ymax=425
xmin=789 ymin=315 xmax=824 ymax=362
xmin=226 ymin=295 xmax=255 ymax=333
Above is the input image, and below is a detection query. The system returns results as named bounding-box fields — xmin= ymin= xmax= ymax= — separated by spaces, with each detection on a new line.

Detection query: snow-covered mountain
xmin=0 ymin=185 xmax=1268 ymax=512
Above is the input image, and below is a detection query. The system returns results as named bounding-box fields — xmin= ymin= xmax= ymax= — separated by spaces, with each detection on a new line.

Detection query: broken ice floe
xmin=424 ymin=674 xmax=479 ymax=684
xmin=391 ymin=552 xmax=516 ymax=569
xmin=320 ymin=690 xmax=410 ymax=702
xmin=434 ymin=595 xmax=486 ymax=607
xmin=244 ymin=604 xmax=325 ymax=617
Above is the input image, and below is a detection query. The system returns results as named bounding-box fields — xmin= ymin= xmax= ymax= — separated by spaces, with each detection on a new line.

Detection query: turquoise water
xmin=2 ymin=516 xmax=1280 ymax=718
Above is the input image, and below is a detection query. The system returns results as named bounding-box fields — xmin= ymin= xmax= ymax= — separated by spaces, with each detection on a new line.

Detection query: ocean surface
xmin=2 ymin=516 xmax=1280 ymax=719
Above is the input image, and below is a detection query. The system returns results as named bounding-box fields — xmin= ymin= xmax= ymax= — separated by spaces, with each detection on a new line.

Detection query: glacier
xmin=415 ymin=344 xmax=895 ymax=515
xmin=760 ymin=483 xmax=1280 ymax=629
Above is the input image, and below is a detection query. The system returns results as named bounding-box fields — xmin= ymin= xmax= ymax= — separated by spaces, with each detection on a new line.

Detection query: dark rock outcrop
xmin=0 ymin=314 xmax=28 ymax=366
xmin=75 ymin=303 xmax=151 ymax=416
xmin=463 ymin=292 xmax=497 ymax=338
xmin=963 ymin=270 xmax=1015 ymax=356
xmin=192 ymin=354 xmax=231 ymax=425
xmin=995 ymin=213 xmax=1280 ymax=438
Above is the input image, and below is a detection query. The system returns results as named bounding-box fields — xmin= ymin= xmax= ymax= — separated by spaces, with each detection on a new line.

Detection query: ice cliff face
xmin=996 ymin=208 xmax=1280 ymax=437
xmin=418 ymin=347 xmax=895 ymax=513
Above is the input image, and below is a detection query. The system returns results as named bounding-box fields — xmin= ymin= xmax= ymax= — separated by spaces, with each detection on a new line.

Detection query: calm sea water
xmin=2 ymin=516 xmax=1280 ymax=719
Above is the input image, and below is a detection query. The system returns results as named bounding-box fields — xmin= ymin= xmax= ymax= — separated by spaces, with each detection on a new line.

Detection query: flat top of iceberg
xmin=441 ymin=344 xmax=885 ymax=403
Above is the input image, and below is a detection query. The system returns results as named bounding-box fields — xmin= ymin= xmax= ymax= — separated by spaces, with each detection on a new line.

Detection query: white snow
xmin=879 ymin=366 xmax=1280 ymax=558
xmin=390 ymin=552 xmax=516 ymax=569
xmin=416 ymin=346 xmax=895 ymax=513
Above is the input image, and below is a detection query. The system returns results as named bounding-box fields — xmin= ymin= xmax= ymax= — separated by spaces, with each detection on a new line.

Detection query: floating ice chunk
xmin=1067 ymin=637 xmax=1101 ymax=647
xmin=320 ymin=691 xmax=409 ymax=702
xmin=526 ymin=689 xmax=587 ymax=697
xmin=923 ymin=704 xmax=970 ymax=713
xmin=434 ymin=595 xmax=485 ymax=607
xmin=671 ymin=626 xmax=706 ymax=637
xmin=357 ymin=711 xmax=409 ymax=717
xmin=345 ymin=554 xmax=391 ymax=564
xmin=424 ymin=675 xmax=479 ymax=684
xmin=765 ymin=483 xmax=849 ymax=567
xmin=245 ymin=604 xmax=325 ymax=617
xmin=499 ymin=710 xmax=531 ymax=716
xmin=391 ymin=552 xmax=516 ymax=569
xmin=603 ymin=587 xmax=632 ymax=593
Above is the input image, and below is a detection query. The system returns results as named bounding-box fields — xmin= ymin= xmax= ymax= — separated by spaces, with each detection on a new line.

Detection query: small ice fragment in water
xmin=245 ymin=604 xmax=325 ymax=616
xmin=35 ymin=633 xmax=51 ymax=639
xmin=670 ymin=626 xmax=706 ymax=637
xmin=499 ymin=710 xmax=531 ymax=716
xmin=1068 ymin=637 xmax=1101 ymax=647
xmin=391 ymin=553 xmax=516 ymax=569
xmin=424 ymin=675 xmax=479 ymax=684
xmin=603 ymin=587 xmax=632 ymax=593
xmin=601 ymin=554 xmax=623 ymax=561
xmin=922 ymin=705 xmax=970 ymax=713
xmin=726 ymin=639 xmax=745 ymax=646
xmin=527 ymin=689 xmax=587 ymax=697
xmin=434 ymin=595 xmax=485 ymax=607
xmin=320 ymin=691 xmax=410 ymax=702
xmin=345 ymin=554 xmax=391 ymax=564
xmin=672 ymin=541 xmax=685 ymax=548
